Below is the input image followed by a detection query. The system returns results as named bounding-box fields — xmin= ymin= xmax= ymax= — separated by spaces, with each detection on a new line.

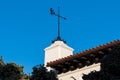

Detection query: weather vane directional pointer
xmin=50 ymin=7 xmax=67 ymax=42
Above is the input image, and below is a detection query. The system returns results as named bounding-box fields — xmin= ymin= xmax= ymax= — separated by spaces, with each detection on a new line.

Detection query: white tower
xmin=44 ymin=40 xmax=74 ymax=66
xmin=44 ymin=7 xmax=74 ymax=66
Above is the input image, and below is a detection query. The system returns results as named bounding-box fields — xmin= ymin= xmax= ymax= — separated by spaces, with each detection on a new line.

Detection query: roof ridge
xmin=47 ymin=39 xmax=120 ymax=66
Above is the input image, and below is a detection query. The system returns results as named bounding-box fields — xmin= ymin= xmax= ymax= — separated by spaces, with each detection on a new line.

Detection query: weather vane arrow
xmin=50 ymin=7 xmax=67 ymax=42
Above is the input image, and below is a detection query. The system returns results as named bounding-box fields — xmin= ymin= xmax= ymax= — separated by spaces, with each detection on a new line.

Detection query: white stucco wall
xmin=58 ymin=63 xmax=100 ymax=80
xmin=44 ymin=41 xmax=74 ymax=66
xmin=44 ymin=41 xmax=100 ymax=80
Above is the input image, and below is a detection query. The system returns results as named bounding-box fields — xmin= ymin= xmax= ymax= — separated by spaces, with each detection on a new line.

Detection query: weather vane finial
xmin=50 ymin=6 xmax=67 ymax=43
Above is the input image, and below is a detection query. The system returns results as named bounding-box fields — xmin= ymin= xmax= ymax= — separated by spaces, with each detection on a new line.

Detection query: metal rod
xmin=50 ymin=6 xmax=67 ymax=41
xmin=58 ymin=6 xmax=60 ymax=39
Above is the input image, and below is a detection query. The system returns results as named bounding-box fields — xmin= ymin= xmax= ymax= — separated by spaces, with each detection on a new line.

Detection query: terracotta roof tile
xmin=47 ymin=39 xmax=120 ymax=67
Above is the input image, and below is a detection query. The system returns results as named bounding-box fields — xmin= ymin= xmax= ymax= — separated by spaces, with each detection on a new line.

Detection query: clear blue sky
xmin=0 ymin=0 xmax=120 ymax=74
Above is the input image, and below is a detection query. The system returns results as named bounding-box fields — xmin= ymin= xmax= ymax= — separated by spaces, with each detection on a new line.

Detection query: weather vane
xmin=50 ymin=6 xmax=67 ymax=42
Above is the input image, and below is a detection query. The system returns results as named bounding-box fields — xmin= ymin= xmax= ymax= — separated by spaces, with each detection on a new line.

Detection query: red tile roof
xmin=47 ymin=40 xmax=120 ymax=67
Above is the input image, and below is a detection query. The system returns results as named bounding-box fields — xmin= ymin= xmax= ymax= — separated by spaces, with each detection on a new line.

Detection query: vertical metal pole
xmin=58 ymin=6 xmax=61 ymax=40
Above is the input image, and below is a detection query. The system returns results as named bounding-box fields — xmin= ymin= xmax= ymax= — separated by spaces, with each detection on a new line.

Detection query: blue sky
xmin=0 ymin=0 xmax=120 ymax=74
